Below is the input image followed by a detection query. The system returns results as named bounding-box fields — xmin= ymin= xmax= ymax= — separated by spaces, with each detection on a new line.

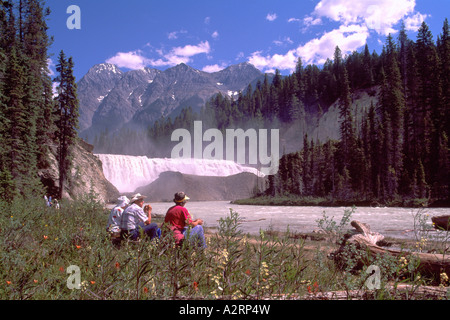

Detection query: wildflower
xmin=43 ymin=235 xmax=48 ymax=240
xmin=415 ymin=237 xmax=428 ymax=252
xmin=6 ymin=281 xmax=11 ymax=285
xmin=90 ymin=281 xmax=95 ymax=285
xmin=59 ymin=266 xmax=65 ymax=273
xmin=115 ymin=262 xmax=120 ymax=269
xmin=245 ymin=269 xmax=251 ymax=276
xmin=193 ymin=281 xmax=199 ymax=291
xmin=80 ymin=280 xmax=89 ymax=291
xmin=143 ymin=287 xmax=149 ymax=293
xmin=307 ymin=281 xmax=319 ymax=294
xmin=221 ymin=249 xmax=229 ymax=263
xmin=440 ymin=272 xmax=449 ymax=286
xmin=33 ymin=280 xmax=38 ymax=284
xmin=398 ymin=256 xmax=408 ymax=268
xmin=75 ymin=245 xmax=81 ymax=249
xmin=260 ymin=261 xmax=269 ymax=278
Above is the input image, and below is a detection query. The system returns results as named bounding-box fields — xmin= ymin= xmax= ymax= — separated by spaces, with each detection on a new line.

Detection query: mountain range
xmin=77 ymin=62 xmax=271 ymax=140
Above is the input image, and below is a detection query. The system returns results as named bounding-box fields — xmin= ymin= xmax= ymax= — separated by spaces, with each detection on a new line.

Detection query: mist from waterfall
xmin=96 ymin=154 xmax=264 ymax=193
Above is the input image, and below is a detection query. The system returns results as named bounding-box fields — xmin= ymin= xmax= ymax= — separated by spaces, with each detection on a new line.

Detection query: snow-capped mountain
xmin=77 ymin=62 xmax=269 ymax=139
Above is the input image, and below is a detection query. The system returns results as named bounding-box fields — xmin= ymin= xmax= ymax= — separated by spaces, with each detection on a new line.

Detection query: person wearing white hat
xmin=106 ymin=195 xmax=130 ymax=235
xmin=120 ymin=193 xmax=160 ymax=241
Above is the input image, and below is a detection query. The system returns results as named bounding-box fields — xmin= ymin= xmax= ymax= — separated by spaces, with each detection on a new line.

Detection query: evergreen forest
xmin=0 ymin=0 xmax=79 ymax=201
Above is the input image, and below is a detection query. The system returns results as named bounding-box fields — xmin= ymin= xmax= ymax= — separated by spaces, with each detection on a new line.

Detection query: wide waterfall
xmin=96 ymin=154 xmax=264 ymax=193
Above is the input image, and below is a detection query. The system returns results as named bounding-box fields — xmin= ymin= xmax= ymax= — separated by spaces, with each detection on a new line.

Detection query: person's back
xmin=120 ymin=203 xmax=144 ymax=231
xmin=164 ymin=204 xmax=192 ymax=245
xmin=163 ymin=192 xmax=206 ymax=248
xmin=119 ymin=194 xmax=159 ymax=241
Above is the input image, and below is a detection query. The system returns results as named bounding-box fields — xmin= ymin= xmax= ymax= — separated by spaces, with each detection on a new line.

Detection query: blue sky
xmin=46 ymin=0 xmax=449 ymax=81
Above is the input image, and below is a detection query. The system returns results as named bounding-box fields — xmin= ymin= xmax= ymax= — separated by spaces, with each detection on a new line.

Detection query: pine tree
xmin=363 ymin=44 xmax=374 ymax=87
xmin=382 ymin=34 xmax=406 ymax=196
xmin=22 ymin=0 xmax=55 ymax=168
xmin=416 ymin=22 xmax=443 ymax=198
xmin=337 ymin=65 xmax=356 ymax=174
xmin=54 ymin=50 xmax=79 ymax=199
xmin=437 ymin=19 xmax=450 ymax=198
xmin=3 ymin=42 xmax=41 ymax=193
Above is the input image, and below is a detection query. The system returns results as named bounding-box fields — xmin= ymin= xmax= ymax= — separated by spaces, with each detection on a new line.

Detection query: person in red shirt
xmin=163 ymin=191 xmax=206 ymax=248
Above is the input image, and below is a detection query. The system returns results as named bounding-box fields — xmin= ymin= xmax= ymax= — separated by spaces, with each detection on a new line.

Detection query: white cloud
xmin=297 ymin=24 xmax=370 ymax=65
xmin=106 ymin=50 xmax=149 ymax=69
xmin=246 ymin=0 xmax=429 ymax=74
xmin=404 ymin=12 xmax=429 ymax=31
xmin=151 ymin=41 xmax=210 ymax=67
xmin=47 ymin=58 xmax=55 ymax=76
xmin=212 ymin=31 xmax=219 ymax=39
xmin=303 ymin=16 xmax=322 ymax=27
xmin=167 ymin=29 xmax=187 ymax=40
xmin=168 ymin=31 xmax=178 ymax=40
xmin=312 ymin=0 xmax=417 ymax=35
xmin=266 ymin=13 xmax=277 ymax=22
xmin=106 ymin=41 xmax=211 ymax=70
xmin=172 ymin=41 xmax=211 ymax=57
xmin=248 ymin=24 xmax=370 ymax=72
xmin=248 ymin=49 xmax=298 ymax=73
xmin=235 ymin=51 xmax=245 ymax=61
xmin=273 ymin=37 xmax=294 ymax=47
xmin=202 ymin=63 xmax=227 ymax=73
xmin=52 ymin=82 xmax=59 ymax=98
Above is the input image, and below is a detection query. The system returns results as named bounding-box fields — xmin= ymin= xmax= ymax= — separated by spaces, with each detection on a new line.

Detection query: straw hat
xmin=130 ymin=193 xmax=146 ymax=203
xmin=174 ymin=191 xmax=190 ymax=203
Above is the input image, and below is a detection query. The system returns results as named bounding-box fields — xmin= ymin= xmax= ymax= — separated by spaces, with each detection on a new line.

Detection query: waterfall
xmin=96 ymin=154 xmax=263 ymax=193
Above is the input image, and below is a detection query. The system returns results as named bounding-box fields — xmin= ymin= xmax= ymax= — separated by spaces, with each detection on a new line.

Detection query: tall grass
xmin=0 ymin=192 xmax=448 ymax=300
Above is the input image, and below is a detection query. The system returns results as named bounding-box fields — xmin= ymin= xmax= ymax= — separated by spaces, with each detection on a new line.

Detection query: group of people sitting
xmin=106 ymin=191 xmax=206 ymax=248
xmin=44 ymin=195 xmax=60 ymax=209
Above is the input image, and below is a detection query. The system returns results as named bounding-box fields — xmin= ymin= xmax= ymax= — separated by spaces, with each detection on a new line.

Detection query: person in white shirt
xmin=107 ymin=195 xmax=129 ymax=234
xmin=120 ymin=193 xmax=160 ymax=241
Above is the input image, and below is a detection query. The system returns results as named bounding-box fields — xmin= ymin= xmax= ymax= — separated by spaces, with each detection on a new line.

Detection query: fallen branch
xmin=302 ymin=284 xmax=448 ymax=300
xmin=332 ymin=220 xmax=450 ymax=277
xmin=432 ymin=215 xmax=450 ymax=231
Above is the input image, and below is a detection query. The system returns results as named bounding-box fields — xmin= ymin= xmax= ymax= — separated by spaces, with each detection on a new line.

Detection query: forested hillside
xmin=266 ymin=20 xmax=449 ymax=205
xmin=143 ymin=20 xmax=450 ymax=205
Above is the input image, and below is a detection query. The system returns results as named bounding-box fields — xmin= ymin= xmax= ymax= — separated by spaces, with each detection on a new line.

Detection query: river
xmin=141 ymin=201 xmax=450 ymax=240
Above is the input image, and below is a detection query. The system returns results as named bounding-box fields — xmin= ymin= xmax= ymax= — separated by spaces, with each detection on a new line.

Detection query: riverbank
xmin=231 ymin=195 xmax=450 ymax=208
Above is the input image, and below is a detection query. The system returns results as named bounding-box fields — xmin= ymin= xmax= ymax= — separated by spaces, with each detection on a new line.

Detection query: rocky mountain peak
xmin=91 ymin=63 xmax=123 ymax=75
xmin=78 ymin=62 xmax=269 ymax=140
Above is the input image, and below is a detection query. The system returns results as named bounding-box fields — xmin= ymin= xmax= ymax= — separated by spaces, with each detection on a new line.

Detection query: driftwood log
xmin=331 ymin=220 xmax=450 ymax=277
xmin=302 ymin=284 xmax=448 ymax=300
xmin=432 ymin=215 xmax=450 ymax=231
